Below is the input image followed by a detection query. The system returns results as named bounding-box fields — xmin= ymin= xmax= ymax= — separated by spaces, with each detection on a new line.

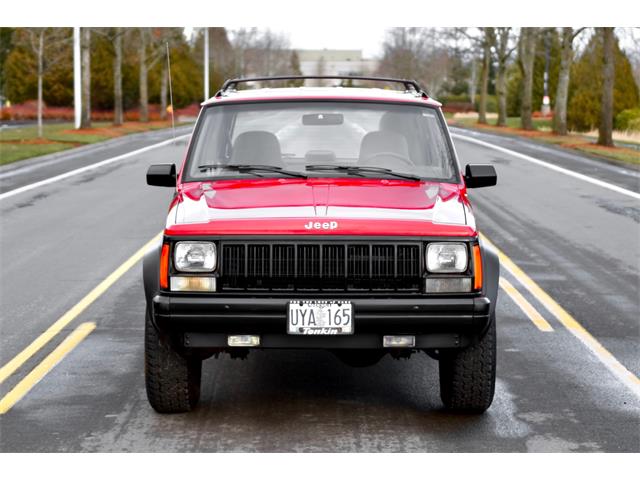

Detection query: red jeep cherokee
xmin=144 ymin=76 xmax=499 ymax=413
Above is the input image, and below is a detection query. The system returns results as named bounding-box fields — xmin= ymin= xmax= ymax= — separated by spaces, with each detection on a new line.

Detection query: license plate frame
xmin=287 ymin=300 xmax=353 ymax=335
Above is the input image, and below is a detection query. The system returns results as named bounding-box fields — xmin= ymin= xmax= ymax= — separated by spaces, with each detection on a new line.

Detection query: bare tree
xmin=478 ymin=28 xmax=495 ymax=124
xmin=598 ymin=27 xmax=616 ymax=147
xmin=494 ymin=28 xmax=517 ymax=126
xmin=138 ymin=28 xmax=172 ymax=122
xmin=112 ymin=28 xmax=125 ymax=126
xmin=519 ymin=27 xmax=538 ymax=130
xmin=552 ymin=27 xmax=585 ymax=135
xmin=15 ymin=28 xmax=70 ymax=137
xmin=377 ymin=28 xmax=453 ymax=96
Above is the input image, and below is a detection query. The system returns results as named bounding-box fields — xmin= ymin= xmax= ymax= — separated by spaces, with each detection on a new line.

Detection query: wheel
xmin=438 ymin=313 xmax=496 ymax=413
xmin=144 ymin=308 xmax=202 ymax=413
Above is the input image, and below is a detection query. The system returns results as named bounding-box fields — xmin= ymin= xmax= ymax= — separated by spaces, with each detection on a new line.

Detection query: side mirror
xmin=147 ymin=164 xmax=176 ymax=187
xmin=464 ymin=164 xmax=497 ymax=188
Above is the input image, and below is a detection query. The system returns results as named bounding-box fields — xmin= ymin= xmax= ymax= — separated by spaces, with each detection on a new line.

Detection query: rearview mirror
xmin=464 ymin=164 xmax=497 ymax=188
xmin=302 ymin=113 xmax=344 ymax=125
xmin=147 ymin=164 xmax=176 ymax=187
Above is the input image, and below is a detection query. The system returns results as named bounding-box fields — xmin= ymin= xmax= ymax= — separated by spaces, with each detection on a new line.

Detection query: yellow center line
xmin=0 ymin=322 xmax=96 ymax=415
xmin=481 ymin=233 xmax=640 ymax=397
xmin=499 ymin=277 xmax=554 ymax=332
xmin=0 ymin=232 xmax=162 ymax=385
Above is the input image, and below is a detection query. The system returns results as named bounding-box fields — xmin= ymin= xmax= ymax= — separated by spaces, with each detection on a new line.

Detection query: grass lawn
xmin=449 ymin=116 xmax=640 ymax=167
xmin=0 ymin=121 xmax=176 ymax=166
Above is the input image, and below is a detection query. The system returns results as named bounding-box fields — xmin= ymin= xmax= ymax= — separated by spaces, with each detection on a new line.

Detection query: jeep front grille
xmin=221 ymin=242 xmax=421 ymax=292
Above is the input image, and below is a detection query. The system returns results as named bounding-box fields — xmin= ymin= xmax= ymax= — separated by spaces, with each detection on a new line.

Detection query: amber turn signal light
xmin=473 ymin=244 xmax=483 ymax=291
xmin=160 ymin=243 xmax=170 ymax=289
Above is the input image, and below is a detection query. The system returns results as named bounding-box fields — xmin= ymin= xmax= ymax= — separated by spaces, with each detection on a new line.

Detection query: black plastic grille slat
xmin=322 ymin=245 xmax=345 ymax=278
xmin=222 ymin=242 xmax=421 ymax=292
xmin=272 ymin=245 xmax=295 ymax=277
xmin=247 ymin=245 xmax=269 ymax=278
xmin=397 ymin=245 xmax=419 ymax=278
xmin=372 ymin=245 xmax=394 ymax=278
xmin=298 ymin=245 xmax=320 ymax=277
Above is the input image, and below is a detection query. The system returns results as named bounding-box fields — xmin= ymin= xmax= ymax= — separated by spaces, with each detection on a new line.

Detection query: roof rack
xmin=216 ymin=76 xmax=427 ymax=97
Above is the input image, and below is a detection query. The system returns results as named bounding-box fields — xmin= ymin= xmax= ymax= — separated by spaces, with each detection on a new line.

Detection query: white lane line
xmin=451 ymin=133 xmax=640 ymax=201
xmin=0 ymin=134 xmax=190 ymax=201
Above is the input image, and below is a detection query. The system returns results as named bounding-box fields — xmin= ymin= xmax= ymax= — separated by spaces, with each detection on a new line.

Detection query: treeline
xmin=0 ymin=27 xmax=301 ymax=134
xmin=377 ymin=27 xmax=639 ymax=145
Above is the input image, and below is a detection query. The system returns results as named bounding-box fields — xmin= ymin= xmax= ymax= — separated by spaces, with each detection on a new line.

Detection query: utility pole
xmin=73 ymin=27 xmax=81 ymax=129
xmin=541 ymin=31 xmax=551 ymax=117
xmin=203 ymin=27 xmax=209 ymax=100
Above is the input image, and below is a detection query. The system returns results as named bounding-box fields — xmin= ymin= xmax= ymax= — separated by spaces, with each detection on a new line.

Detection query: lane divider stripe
xmin=482 ymin=234 xmax=640 ymax=397
xmin=0 ymin=134 xmax=190 ymax=201
xmin=499 ymin=277 xmax=554 ymax=332
xmin=452 ymin=133 xmax=640 ymax=201
xmin=0 ymin=322 xmax=96 ymax=415
xmin=0 ymin=232 xmax=162 ymax=385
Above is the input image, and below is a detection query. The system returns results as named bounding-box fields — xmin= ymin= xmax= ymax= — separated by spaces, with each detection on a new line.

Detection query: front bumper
xmin=151 ymin=294 xmax=491 ymax=350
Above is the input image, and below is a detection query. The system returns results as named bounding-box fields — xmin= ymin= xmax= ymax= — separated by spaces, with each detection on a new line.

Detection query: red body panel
xmin=165 ymin=178 xmax=476 ymax=237
xmin=166 ymin=92 xmax=475 ymax=238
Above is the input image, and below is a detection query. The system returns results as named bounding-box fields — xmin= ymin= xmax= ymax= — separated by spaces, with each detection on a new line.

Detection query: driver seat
xmin=358 ymin=131 xmax=410 ymax=167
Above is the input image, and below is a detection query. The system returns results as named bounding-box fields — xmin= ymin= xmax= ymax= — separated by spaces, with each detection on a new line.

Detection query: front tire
xmin=145 ymin=308 xmax=202 ymax=413
xmin=438 ymin=314 xmax=496 ymax=413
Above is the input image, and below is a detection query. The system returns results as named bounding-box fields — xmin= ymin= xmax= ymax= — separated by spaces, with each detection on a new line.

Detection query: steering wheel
xmin=364 ymin=152 xmax=414 ymax=167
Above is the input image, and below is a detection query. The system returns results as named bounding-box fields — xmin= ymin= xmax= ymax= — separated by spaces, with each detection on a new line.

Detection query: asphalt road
xmin=0 ymin=125 xmax=638 ymax=452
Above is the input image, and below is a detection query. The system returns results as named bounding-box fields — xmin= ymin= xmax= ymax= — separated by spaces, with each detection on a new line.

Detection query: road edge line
xmin=482 ymin=234 xmax=640 ymax=397
xmin=0 ymin=322 xmax=96 ymax=415
xmin=0 ymin=134 xmax=189 ymax=201
xmin=452 ymin=133 xmax=640 ymax=201
xmin=499 ymin=277 xmax=554 ymax=332
xmin=0 ymin=232 xmax=162 ymax=385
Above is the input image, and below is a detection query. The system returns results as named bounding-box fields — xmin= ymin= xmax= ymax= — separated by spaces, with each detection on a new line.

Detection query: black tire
xmin=438 ymin=314 xmax=496 ymax=413
xmin=144 ymin=308 xmax=202 ymax=413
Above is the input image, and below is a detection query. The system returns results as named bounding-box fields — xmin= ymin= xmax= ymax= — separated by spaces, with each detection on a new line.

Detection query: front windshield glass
xmin=185 ymin=101 xmax=457 ymax=181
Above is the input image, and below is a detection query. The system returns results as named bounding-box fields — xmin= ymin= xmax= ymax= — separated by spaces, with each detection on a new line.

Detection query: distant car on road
xmin=143 ymin=76 xmax=499 ymax=413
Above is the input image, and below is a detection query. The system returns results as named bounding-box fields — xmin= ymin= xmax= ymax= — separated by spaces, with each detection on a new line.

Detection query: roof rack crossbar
xmin=216 ymin=76 xmax=427 ymax=96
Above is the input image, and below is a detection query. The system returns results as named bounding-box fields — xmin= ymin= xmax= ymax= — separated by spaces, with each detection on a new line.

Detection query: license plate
xmin=287 ymin=301 xmax=353 ymax=335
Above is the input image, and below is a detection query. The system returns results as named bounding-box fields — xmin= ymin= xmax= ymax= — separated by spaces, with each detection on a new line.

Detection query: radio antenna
xmin=166 ymin=41 xmax=176 ymax=143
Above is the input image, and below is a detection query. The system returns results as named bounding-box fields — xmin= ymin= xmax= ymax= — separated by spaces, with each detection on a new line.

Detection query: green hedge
xmin=615 ymin=108 xmax=640 ymax=132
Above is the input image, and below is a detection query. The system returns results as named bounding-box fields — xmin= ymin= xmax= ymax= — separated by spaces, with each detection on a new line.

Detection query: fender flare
xmin=143 ymin=241 xmax=162 ymax=308
xmin=479 ymin=236 xmax=500 ymax=318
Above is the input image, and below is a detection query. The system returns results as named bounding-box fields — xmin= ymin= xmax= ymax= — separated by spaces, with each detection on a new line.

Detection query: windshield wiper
xmin=198 ymin=163 xmax=307 ymax=178
xmin=305 ymin=164 xmax=421 ymax=181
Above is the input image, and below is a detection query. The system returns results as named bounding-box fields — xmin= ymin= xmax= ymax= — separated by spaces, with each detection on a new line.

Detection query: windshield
xmin=185 ymin=101 xmax=458 ymax=182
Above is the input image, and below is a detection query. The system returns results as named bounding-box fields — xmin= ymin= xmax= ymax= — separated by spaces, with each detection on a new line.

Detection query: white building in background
xmin=297 ymin=49 xmax=378 ymax=82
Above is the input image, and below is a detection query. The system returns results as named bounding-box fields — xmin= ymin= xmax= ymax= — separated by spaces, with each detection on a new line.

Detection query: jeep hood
xmin=165 ymin=178 xmax=476 ymax=236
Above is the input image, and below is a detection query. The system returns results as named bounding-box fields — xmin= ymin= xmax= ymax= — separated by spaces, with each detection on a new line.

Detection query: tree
xmin=553 ymin=28 xmax=585 ymax=135
xmin=478 ymin=28 xmax=495 ymax=124
xmin=0 ymin=28 xmax=14 ymax=102
xmin=377 ymin=28 xmax=453 ymax=96
xmin=598 ymin=27 xmax=616 ymax=146
xmin=138 ymin=28 xmax=168 ymax=122
xmin=287 ymin=50 xmax=304 ymax=87
xmin=80 ymin=27 xmax=91 ymax=128
xmin=94 ymin=27 xmax=127 ymax=125
xmin=518 ymin=28 xmax=538 ymax=130
xmin=494 ymin=27 xmax=517 ymax=126
xmin=567 ymin=31 xmax=638 ymax=132
xmin=10 ymin=28 xmax=71 ymax=137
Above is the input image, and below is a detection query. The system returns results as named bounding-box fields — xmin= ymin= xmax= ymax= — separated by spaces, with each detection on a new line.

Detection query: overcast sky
xmin=186 ymin=27 xmax=638 ymax=60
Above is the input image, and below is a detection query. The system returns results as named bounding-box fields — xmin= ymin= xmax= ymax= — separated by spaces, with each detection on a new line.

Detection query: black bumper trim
xmin=152 ymin=294 xmax=491 ymax=339
xmin=183 ymin=333 xmax=469 ymax=349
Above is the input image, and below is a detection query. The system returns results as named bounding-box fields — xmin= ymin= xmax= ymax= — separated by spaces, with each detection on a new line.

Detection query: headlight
xmin=426 ymin=243 xmax=468 ymax=273
xmin=174 ymin=242 xmax=216 ymax=272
